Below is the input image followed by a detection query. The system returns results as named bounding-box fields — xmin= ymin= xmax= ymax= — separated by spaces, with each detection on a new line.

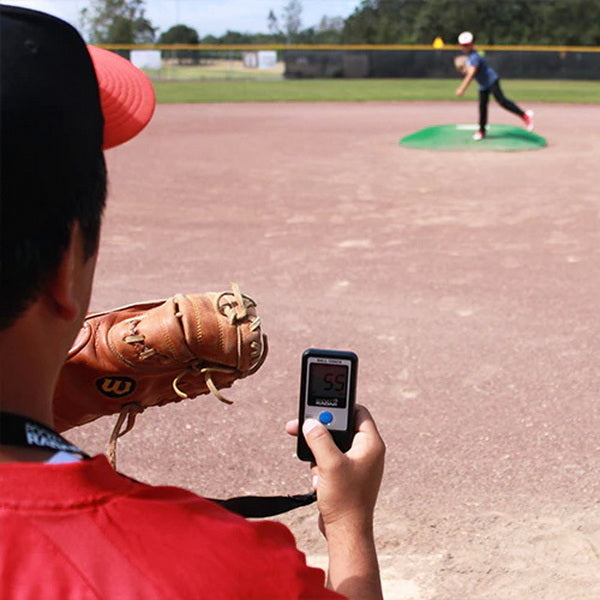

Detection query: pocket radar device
xmin=297 ymin=348 xmax=358 ymax=462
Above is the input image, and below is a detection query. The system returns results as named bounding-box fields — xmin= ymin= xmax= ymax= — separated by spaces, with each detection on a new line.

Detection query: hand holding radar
xmin=297 ymin=349 xmax=358 ymax=462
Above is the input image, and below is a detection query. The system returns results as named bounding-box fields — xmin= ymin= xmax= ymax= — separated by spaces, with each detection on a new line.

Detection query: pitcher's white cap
xmin=458 ymin=31 xmax=474 ymax=45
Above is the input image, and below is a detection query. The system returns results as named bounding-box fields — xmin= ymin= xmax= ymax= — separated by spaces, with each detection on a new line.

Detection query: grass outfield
xmin=153 ymin=78 xmax=600 ymax=104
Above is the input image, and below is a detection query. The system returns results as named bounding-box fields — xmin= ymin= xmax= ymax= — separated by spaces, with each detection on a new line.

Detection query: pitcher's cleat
xmin=523 ymin=110 xmax=535 ymax=132
xmin=472 ymin=130 xmax=485 ymax=141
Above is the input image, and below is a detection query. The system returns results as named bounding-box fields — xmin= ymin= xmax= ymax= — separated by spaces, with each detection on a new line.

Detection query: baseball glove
xmin=454 ymin=54 xmax=467 ymax=75
xmin=53 ymin=284 xmax=267 ymax=465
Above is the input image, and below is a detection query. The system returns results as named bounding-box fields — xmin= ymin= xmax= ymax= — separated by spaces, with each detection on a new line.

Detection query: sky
xmin=3 ymin=0 xmax=363 ymax=38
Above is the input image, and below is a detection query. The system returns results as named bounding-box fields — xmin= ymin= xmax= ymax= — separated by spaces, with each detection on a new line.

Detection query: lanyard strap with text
xmin=0 ymin=411 xmax=90 ymax=459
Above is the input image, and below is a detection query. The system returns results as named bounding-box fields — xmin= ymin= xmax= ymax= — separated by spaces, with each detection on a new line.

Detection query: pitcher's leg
xmin=491 ymin=80 xmax=534 ymax=130
xmin=490 ymin=80 xmax=524 ymax=116
xmin=478 ymin=88 xmax=490 ymax=137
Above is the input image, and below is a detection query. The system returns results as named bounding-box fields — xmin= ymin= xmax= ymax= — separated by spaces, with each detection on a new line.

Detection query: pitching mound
xmin=399 ymin=123 xmax=547 ymax=151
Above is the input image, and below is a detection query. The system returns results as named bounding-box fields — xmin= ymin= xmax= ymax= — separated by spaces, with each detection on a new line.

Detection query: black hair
xmin=1 ymin=5 xmax=108 ymax=330
xmin=0 ymin=153 xmax=107 ymax=330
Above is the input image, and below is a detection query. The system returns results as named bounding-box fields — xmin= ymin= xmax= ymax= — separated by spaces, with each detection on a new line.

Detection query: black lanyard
xmin=0 ymin=411 xmax=90 ymax=459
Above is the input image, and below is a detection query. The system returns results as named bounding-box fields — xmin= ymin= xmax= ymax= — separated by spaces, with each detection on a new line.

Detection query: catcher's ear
xmin=45 ymin=223 xmax=97 ymax=322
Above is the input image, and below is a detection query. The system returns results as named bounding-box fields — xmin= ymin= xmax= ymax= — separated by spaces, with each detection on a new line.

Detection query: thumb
xmin=303 ymin=419 xmax=343 ymax=469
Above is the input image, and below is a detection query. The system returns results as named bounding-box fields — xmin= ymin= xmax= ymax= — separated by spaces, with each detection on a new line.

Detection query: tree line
xmin=343 ymin=0 xmax=600 ymax=45
xmin=82 ymin=0 xmax=600 ymax=46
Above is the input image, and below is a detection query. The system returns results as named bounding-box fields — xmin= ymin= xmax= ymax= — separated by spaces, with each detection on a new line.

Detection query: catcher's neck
xmin=0 ymin=311 xmax=58 ymax=428
xmin=0 ymin=313 xmax=61 ymax=463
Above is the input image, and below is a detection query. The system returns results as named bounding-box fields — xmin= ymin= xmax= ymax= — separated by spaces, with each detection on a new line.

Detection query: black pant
xmin=478 ymin=79 xmax=524 ymax=132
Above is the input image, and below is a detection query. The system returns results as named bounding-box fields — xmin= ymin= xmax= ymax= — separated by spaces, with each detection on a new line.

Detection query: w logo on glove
xmin=96 ymin=377 xmax=137 ymax=398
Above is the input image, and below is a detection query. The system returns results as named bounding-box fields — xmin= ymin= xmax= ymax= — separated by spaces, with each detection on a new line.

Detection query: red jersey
xmin=0 ymin=455 xmax=343 ymax=599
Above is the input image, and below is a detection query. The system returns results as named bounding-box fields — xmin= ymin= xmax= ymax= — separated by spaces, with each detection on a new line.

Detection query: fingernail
xmin=302 ymin=418 xmax=320 ymax=435
xmin=312 ymin=475 xmax=318 ymax=490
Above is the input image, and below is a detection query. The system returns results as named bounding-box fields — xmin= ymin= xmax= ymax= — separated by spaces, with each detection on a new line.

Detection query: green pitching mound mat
xmin=399 ymin=124 xmax=547 ymax=152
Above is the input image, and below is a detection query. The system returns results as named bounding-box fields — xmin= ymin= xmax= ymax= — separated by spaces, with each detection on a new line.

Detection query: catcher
xmin=0 ymin=6 xmax=385 ymax=600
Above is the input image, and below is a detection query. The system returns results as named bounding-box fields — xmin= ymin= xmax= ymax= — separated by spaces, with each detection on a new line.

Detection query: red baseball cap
xmin=88 ymin=45 xmax=156 ymax=150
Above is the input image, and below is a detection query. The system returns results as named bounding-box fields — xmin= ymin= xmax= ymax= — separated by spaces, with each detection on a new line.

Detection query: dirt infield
xmin=70 ymin=101 xmax=600 ymax=599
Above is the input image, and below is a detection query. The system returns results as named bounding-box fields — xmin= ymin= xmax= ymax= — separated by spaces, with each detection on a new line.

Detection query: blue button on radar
xmin=319 ymin=411 xmax=334 ymax=425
